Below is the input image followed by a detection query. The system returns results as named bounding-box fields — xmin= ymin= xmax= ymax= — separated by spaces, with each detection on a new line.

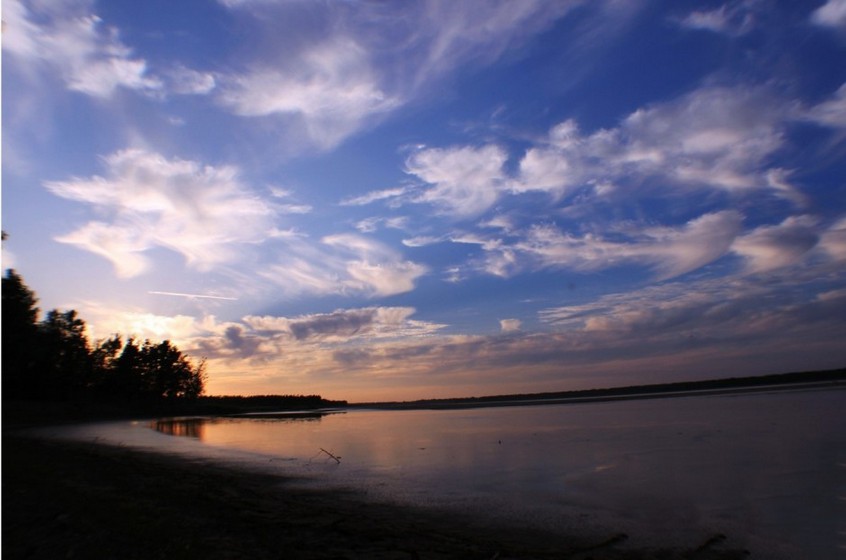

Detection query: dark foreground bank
xmin=3 ymin=434 xmax=754 ymax=560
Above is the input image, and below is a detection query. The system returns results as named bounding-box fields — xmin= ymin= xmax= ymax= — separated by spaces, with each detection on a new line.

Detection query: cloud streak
xmin=149 ymin=291 xmax=239 ymax=301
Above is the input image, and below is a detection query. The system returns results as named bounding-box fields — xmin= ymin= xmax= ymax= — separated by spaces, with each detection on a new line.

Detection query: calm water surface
xmin=49 ymin=388 xmax=846 ymax=558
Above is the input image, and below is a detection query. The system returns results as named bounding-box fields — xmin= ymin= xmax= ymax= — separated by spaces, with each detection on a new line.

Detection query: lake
xmin=44 ymin=386 xmax=846 ymax=558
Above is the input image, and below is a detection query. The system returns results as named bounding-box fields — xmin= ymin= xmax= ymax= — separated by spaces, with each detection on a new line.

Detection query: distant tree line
xmin=2 ymin=269 xmax=205 ymax=402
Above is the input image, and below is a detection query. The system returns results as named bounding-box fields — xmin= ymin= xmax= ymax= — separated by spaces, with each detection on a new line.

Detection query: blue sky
xmin=3 ymin=0 xmax=846 ymax=401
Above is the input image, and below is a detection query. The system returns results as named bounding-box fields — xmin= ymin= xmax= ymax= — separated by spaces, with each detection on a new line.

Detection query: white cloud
xmin=513 ymin=86 xmax=796 ymax=201
xmin=322 ymin=234 xmax=428 ymax=296
xmin=81 ymin=301 xmax=447 ymax=368
xmin=499 ymin=318 xmax=522 ymax=333
xmin=819 ymin=217 xmax=846 ymax=261
xmin=260 ymin=234 xmax=427 ymax=298
xmin=407 ymin=1 xmax=582 ymax=82
xmin=80 ymin=302 xmax=221 ymax=345
xmin=635 ymin=211 xmax=745 ymax=279
xmin=276 ymin=204 xmax=313 ymax=215
xmin=402 ymin=235 xmax=443 ymax=248
xmin=340 ymin=187 xmax=411 ymax=207
xmin=345 ymin=261 xmax=428 ymax=298
xmin=197 ymin=307 xmax=447 ymax=368
xmin=732 ymin=216 xmax=819 ymax=273
xmin=2 ymin=1 xmax=161 ymax=98
xmin=353 ymin=216 xmax=408 ymax=234
xmin=219 ymin=0 xmax=581 ymax=83
xmin=817 ymin=287 xmax=846 ymax=302
xmin=55 ymin=222 xmax=151 ymax=278
xmin=219 ymin=38 xmax=400 ymax=151
xmin=513 ymin=121 xmax=581 ymax=197
xmin=213 ymin=1 xmax=587 ymax=154
xmin=406 ymin=145 xmax=508 ymax=217
xmin=804 ymin=83 xmax=846 ymax=129
xmin=475 ymin=211 xmax=743 ymax=281
xmin=680 ymin=7 xmax=733 ymax=33
xmin=537 ymin=276 xmax=761 ymax=336
xmin=45 ymin=149 xmax=277 ymax=276
xmin=2 ymin=0 xmax=48 ymax=60
xmin=811 ymin=0 xmax=846 ymax=30
xmin=678 ymin=2 xmax=757 ymax=36
xmin=260 ymin=257 xmax=347 ymax=298
xmin=167 ymin=65 xmax=216 ymax=95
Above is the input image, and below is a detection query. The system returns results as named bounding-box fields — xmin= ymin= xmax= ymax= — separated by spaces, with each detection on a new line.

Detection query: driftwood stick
xmin=319 ymin=447 xmax=341 ymax=464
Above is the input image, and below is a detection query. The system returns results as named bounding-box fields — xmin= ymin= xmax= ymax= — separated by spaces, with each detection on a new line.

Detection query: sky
xmin=3 ymin=0 xmax=846 ymax=402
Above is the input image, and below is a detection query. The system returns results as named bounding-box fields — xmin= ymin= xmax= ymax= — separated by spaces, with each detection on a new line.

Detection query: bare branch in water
xmin=319 ymin=447 xmax=341 ymax=464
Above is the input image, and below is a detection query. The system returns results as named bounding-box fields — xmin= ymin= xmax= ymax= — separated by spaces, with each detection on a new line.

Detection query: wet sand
xmin=3 ymin=433 xmax=754 ymax=560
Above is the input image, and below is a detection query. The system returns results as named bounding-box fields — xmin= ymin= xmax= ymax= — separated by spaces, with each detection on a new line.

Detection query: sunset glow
xmin=3 ymin=0 xmax=846 ymax=401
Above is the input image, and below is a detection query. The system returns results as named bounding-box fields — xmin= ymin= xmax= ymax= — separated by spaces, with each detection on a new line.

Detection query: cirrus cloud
xmin=218 ymin=38 xmax=401 ymax=151
xmin=259 ymin=234 xmax=428 ymax=298
xmin=469 ymin=211 xmax=744 ymax=281
xmin=732 ymin=216 xmax=820 ymax=273
xmin=45 ymin=149 xmax=277 ymax=276
xmin=2 ymin=0 xmax=162 ymax=98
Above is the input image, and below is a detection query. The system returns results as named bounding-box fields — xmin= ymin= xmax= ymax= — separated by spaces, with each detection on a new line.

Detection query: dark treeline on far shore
xmin=356 ymin=367 xmax=846 ymax=410
xmin=2 ymin=268 xmax=342 ymax=423
xmin=199 ymin=394 xmax=347 ymax=413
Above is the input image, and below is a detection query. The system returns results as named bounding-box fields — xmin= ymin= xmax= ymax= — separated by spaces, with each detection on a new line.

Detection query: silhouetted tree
xmin=137 ymin=340 xmax=206 ymax=400
xmin=2 ymin=269 xmax=40 ymax=397
xmin=36 ymin=309 xmax=94 ymax=399
xmin=2 ymin=269 xmax=206 ymax=403
xmin=90 ymin=334 xmax=123 ymax=395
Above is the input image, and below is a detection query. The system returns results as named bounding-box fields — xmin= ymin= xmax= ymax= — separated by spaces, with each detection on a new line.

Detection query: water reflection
xmin=136 ymin=391 xmax=845 ymax=559
xmin=151 ymin=411 xmax=333 ymax=440
xmin=152 ymin=418 xmax=209 ymax=438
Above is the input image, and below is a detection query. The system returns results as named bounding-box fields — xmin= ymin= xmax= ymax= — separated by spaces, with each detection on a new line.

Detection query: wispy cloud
xmin=212 ymin=0 xmax=589 ymax=153
xmin=677 ymin=2 xmax=759 ymax=36
xmin=218 ymin=38 xmax=401 ymax=151
xmin=45 ymin=149 xmax=277 ymax=276
xmin=166 ymin=65 xmax=217 ymax=96
xmin=2 ymin=0 xmax=161 ymax=98
xmin=516 ymin=85 xmax=797 ymax=198
xmin=470 ymin=211 xmax=743 ymax=281
xmin=803 ymin=83 xmax=846 ymax=129
xmin=149 ymin=291 xmax=238 ymax=301
xmin=810 ymin=0 xmax=846 ymax=31
xmin=259 ymin=234 xmax=427 ymax=298
xmin=732 ymin=216 xmax=820 ymax=273
xmin=340 ymin=187 xmax=411 ymax=207
xmin=539 ymin=272 xmax=846 ymax=346
xmin=80 ymin=260 xmax=846 ymax=399
xmin=819 ymin=217 xmax=846 ymax=261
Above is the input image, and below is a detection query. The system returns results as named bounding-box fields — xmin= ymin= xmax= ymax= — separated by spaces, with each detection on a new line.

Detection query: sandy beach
xmin=2 ymin=431 xmax=757 ymax=560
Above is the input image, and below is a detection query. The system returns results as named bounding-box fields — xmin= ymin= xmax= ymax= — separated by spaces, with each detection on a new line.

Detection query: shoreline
xmin=4 ymin=432 xmax=760 ymax=559
xmin=4 ymin=369 xmax=843 ymax=429
xmin=350 ymin=372 xmax=846 ymax=411
xmin=350 ymin=380 xmax=846 ymax=413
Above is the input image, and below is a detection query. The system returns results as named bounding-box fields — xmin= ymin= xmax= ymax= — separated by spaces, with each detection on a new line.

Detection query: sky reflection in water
xmin=145 ymin=389 xmax=846 ymax=558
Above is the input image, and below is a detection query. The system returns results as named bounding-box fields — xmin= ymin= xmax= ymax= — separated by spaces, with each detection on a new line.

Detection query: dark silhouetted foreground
xmin=3 ymin=435 xmax=754 ymax=560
